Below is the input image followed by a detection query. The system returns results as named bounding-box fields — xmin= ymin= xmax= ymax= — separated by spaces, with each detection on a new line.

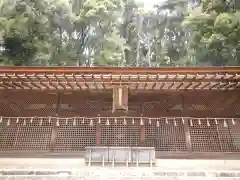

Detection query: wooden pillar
xmin=181 ymin=94 xmax=192 ymax=152
xmin=140 ymin=126 xmax=145 ymax=146
xmin=50 ymin=123 xmax=58 ymax=151
xmin=96 ymin=115 xmax=101 ymax=146
xmin=96 ymin=123 xmax=101 ymax=146
xmin=140 ymin=117 xmax=145 ymax=146
xmin=0 ymin=90 xmax=4 ymax=116
xmin=50 ymin=93 xmax=61 ymax=151
xmin=184 ymin=118 xmax=192 ymax=153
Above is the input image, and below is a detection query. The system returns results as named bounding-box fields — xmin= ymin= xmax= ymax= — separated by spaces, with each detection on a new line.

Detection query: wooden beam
xmin=152 ymin=74 xmax=159 ymax=90
xmin=168 ymin=82 xmax=175 ymax=90
xmin=28 ymin=81 xmax=42 ymax=89
xmin=200 ymin=82 xmax=211 ymax=89
xmin=144 ymin=74 xmax=150 ymax=90
xmin=0 ymin=66 xmax=240 ymax=75
xmin=192 ymin=82 xmax=202 ymax=89
xmin=2 ymin=82 xmax=17 ymax=89
xmin=15 ymin=74 xmax=34 ymax=89
xmin=2 ymin=72 xmax=239 ymax=84
xmin=110 ymin=74 xmax=113 ymax=82
xmin=101 ymin=74 xmax=106 ymax=90
xmin=159 ymin=82 xmax=166 ymax=90
xmin=223 ymin=82 xmax=240 ymax=90
xmin=136 ymin=74 xmax=140 ymax=90
xmin=54 ymin=74 xmax=67 ymax=90
xmin=35 ymin=75 xmax=51 ymax=89
xmin=82 ymin=74 xmax=90 ymax=89
xmin=63 ymin=74 xmax=76 ymax=90
xmin=73 ymin=74 xmax=82 ymax=90
xmin=44 ymin=75 xmax=59 ymax=90
xmin=0 ymin=82 xmax=8 ymax=89
xmin=25 ymin=74 xmax=42 ymax=89
xmin=12 ymin=82 xmax=25 ymax=89
xmin=92 ymin=74 xmax=98 ymax=90
xmin=176 ymin=82 xmax=184 ymax=90
xmin=217 ymin=82 xmax=229 ymax=90
xmin=183 ymin=82 xmax=192 ymax=90
xmin=209 ymin=82 xmax=220 ymax=90
xmin=20 ymin=82 xmax=33 ymax=89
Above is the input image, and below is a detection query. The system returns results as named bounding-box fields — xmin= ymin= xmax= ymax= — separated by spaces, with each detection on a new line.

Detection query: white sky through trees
xmin=137 ymin=0 xmax=166 ymax=9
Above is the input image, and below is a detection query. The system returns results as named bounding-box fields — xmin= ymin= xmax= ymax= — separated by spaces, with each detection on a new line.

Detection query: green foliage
xmin=3 ymin=36 xmax=37 ymax=65
xmin=0 ymin=0 xmax=52 ymax=65
xmin=0 ymin=0 xmax=239 ymax=67
xmin=0 ymin=0 xmax=127 ymax=66
xmin=183 ymin=0 xmax=240 ymax=66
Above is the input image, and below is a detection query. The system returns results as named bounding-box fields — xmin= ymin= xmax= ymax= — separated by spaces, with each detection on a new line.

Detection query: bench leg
xmin=102 ymin=156 xmax=105 ymax=167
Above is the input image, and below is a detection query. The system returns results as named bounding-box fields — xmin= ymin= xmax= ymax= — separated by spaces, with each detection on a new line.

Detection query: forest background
xmin=0 ymin=0 xmax=239 ymax=67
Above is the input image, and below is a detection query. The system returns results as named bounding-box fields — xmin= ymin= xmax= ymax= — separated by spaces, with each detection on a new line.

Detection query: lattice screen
xmin=0 ymin=116 xmax=240 ymax=153
xmin=189 ymin=118 xmax=240 ymax=152
xmin=54 ymin=118 xmax=96 ymax=151
xmin=0 ymin=117 xmax=52 ymax=151
xmin=145 ymin=118 xmax=187 ymax=151
xmin=100 ymin=118 xmax=140 ymax=147
xmin=228 ymin=119 xmax=240 ymax=152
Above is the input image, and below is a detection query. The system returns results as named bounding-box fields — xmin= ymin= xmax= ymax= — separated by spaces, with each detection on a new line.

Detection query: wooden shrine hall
xmin=0 ymin=66 xmax=240 ymax=162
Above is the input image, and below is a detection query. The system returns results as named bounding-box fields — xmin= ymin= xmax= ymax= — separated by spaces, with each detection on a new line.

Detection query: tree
xmin=120 ymin=0 xmax=138 ymax=66
xmin=66 ymin=0 xmax=127 ymax=66
xmin=0 ymin=0 xmax=240 ymax=67
xmin=149 ymin=0 xmax=190 ymax=66
xmin=0 ymin=0 xmax=52 ymax=65
xmin=0 ymin=0 xmax=128 ymax=66
xmin=183 ymin=0 xmax=240 ymax=65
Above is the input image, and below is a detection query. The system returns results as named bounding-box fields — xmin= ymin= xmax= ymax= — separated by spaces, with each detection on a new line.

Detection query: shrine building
xmin=0 ymin=66 xmax=240 ymax=178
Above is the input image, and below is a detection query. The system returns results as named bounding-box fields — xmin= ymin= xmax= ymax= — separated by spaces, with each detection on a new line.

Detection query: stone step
xmin=0 ymin=158 xmax=240 ymax=170
xmin=0 ymin=169 xmax=240 ymax=180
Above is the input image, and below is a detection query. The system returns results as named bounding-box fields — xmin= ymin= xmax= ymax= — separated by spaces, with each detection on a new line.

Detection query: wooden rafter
xmin=0 ymin=67 xmax=239 ymax=91
xmin=73 ymin=74 xmax=82 ymax=90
